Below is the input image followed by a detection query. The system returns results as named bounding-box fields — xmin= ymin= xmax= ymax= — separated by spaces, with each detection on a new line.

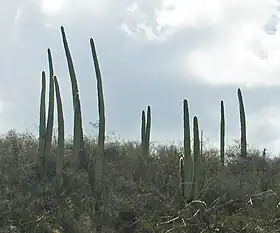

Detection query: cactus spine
xmin=192 ymin=116 xmax=201 ymax=200
xmin=141 ymin=106 xmax=151 ymax=160
xmin=220 ymin=100 xmax=225 ymax=166
xmin=237 ymin=88 xmax=247 ymax=158
xmin=179 ymin=99 xmax=193 ymax=200
xmin=61 ymin=26 xmax=85 ymax=171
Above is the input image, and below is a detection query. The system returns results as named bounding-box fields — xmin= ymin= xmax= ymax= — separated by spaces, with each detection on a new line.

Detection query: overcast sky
xmin=1 ymin=0 xmax=280 ymax=155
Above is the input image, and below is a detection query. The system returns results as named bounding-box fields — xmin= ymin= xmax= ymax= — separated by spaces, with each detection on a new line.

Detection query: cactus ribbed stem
xmin=182 ymin=99 xmax=193 ymax=201
xmin=141 ymin=110 xmax=146 ymax=159
xmin=192 ymin=116 xmax=200 ymax=200
xmin=45 ymin=50 xmax=54 ymax=150
xmin=220 ymin=100 xmax=225 ymax=166
xmin=90 ymin=38 xmax=106 ymax=233
xmin=141 ymin=106 xmax=151 ymax=160
xmin=39 ymin=71 xmax=46 ymax=179
xmin=54 ymin=76 xmax=64 ymax=193
xmin=145 ymin=106 xmax=151 ymax=156
xmin=44 ymin=49 xmax=55 ymax=181
xmin=61 ymin=26 xmax=84 ymax=171
xmin=237 ymin=88 xmax=247 ymax=158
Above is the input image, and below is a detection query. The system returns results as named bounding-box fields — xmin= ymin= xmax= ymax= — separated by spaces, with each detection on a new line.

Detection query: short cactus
xmin=141 ymin=105 xmax=151 ymax=160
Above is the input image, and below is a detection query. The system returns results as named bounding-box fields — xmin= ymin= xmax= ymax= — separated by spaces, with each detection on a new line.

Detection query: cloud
xmin=38 ymin=0 xmax=112 ymax=18
xmin=123 ymin=0 xmax=280 ymax=87
xmin=40 ymin=0 xmax=64 ymax=15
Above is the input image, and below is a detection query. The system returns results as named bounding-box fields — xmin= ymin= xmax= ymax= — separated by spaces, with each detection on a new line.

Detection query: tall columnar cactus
xmin=45 ymin=49 xmax=55 ymax=161
xmin=54 ymin=76 xmax=64 ymax=193
xmin=39 ymin=71 xmax=46 ymax=179
xmin=38 ymin=49 xmax=55 ymax=181
xmin=38 ymin=49 xmax=65 ymax=192
xmin=220 ymin=100 xmax=225 ymax=166
xmin=61 ymin=26 xmax=85 ymax=171
xmin=90 ymin=38 xmax=106 ymax=232
xmin=141 ymin=110 xmax=146 ymax=157
xmin=237 ymin=88 xmax=247 ymax=158
xmin=37 ymin=28 xmax=108 ymax=232
xmin=179 ymin=99 xmax=193 ymax=200
xmin=192 ymin=116 xmax=201 ymax=200
xmin=141 ymin=105 xmax=151 ymax=160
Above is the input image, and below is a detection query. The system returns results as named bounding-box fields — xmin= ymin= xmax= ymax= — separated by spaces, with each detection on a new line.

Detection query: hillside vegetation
xmin=0 ymin=131 xmax=280 ymax=233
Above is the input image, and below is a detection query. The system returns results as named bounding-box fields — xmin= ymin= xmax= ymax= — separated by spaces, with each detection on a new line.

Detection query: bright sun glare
xmin=41 ymin=0 xmax=64 ymax=15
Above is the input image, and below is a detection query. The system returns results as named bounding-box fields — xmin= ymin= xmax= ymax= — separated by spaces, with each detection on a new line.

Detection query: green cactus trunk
xmin=145 ymin=106 xmax=151 ymax=156
xmin=220 ymin=100 xmax=225 ymax=166
xmin=39 ymin=71 xmax=46 ymax=180
xmin=141 ymin=110 xmax=146 ymax=159
xmin=141 ymin=106 xmax=151 ymax=160
xmin=200 ymin=130 xmax=204 ymax=157
xmin=192 ymin=116 xmax=200 ymax=200
xmin=73 ymin=92 xmax=83 ymax=171
xmin=90 ymin=38 xmax=106 ymax=233
xmin=61 ymin=26 xmax=85 ymax=171
xmin=182 ymin=99 xmax=193 ymax=201
xmin=53 ymin=76 xmax=64 ymax=194
xmin=237 ymin=88 xmax=247 ymax=158
xmin=44 ymin=49 xmax=55 ymax=180
xmin=179 ymin=156 xmax=184 ymax=197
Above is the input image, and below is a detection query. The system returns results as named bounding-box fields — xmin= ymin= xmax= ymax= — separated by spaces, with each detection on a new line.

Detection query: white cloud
xmin=165 ymin=0 xmax=280 ymax=87
xmin=182 ymin=19 xmax=280 ymax=87
xmin=155 ymin=0 xmax=224 ymax=29
xmin=41 ymin=0 xmax=64 ymax=15
xmin=38 ymin=0 xmax=111 ymax=18
xmin=123 ymin=0 xmax=280 ymax=87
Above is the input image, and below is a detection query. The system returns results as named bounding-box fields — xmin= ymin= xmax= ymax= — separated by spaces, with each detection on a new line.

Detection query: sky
xmin=1 ymin=0 xmax=280 ymax=155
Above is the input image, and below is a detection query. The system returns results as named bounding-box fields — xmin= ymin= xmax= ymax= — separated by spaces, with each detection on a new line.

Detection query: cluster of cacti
xmin=37 ymin=26 xmax=249 ymax=210
xmin=141 ymin=105 xmax=151 ymax=160
xmin=38 ymin=26 xmax=106 ymax=232
xmin=38 ymin=49 xmax=55 ymax=183
xmin=179 ymin=88 xmax=248 ymax=200
xmin=218 ymin=89 xmax=247 ymax=166
xmin=179 ymin=99 xmax=201 ymax=201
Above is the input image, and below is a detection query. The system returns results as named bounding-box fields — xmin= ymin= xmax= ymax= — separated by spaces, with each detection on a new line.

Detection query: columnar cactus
xmin=192 ymin=116 xmax=201 ymax=200
xmin=141 ymin=105 xmax=151 ymax=160
xmin=220 ymin=100 xmax=225 ymax=166
xmin=237 ymin=88 xmax=247 ymax=158
xmin=90 ymin=38 xmax=106 ymax=232
xmin=38 ymin=48 xmax=55 ymax=182
xmin=61 ymin=26 xmax=85 ymax=171
xmin=179 ymin=99 xmax=193 ymax=200
xmin=53 ymin=76 xmax=64 ymax=193
xmin=45 ymin=49 xmax=55 ymax=162
xmin=179 ymin=100 xmax=202 ymax=201
xmin=37 ymin=27 xmax=107 ymax=232
xmin=39 ymin=71 xmax=46 ymax=180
